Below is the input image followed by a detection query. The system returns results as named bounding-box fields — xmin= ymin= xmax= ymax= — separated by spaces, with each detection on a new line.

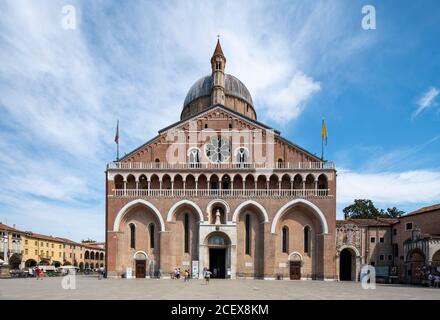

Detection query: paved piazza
xmin=1 ymin=276 xmax=439 ymax=300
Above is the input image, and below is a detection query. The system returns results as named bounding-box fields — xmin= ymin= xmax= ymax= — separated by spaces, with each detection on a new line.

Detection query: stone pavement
xmin=1 ymin=276 xmax=439 ymax=300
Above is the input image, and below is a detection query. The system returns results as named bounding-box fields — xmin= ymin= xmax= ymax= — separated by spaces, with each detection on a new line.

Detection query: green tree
xmin=384 ymin=207 xmax=405 ymax=218
xmin=343 ymin=199 xmax=404 ymax=219
xmin=343 ymin=199 xmax=380 ymax=219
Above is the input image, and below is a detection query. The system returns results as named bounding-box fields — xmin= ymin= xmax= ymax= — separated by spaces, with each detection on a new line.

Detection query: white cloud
xmin=338 ymin=169 xmax=440 ymax=205
xmin=262 ymin=72 xmax=321 ymax=123
xmin=412 ymin=87 xmax=439 ymax=119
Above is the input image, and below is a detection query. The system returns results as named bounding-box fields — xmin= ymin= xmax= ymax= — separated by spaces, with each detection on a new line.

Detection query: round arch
xmin=338 ymin=245 xmax=361 ymax=257
xmin=288 ymin=251 xmax=303 ymax=261
xmin=232 ymin=200 xmax=269 ymax=223
xmin=133 ymin=250 xmax=149 ymax=260
xmin=113 ymin=199 xmax=165 ymax=232
xmin=271 ymin=199 xmax=329 ymax=234
xmin=206 ymin=199 xmax=230 ymax=221
xmin=166 ymin=200 xmax=204 ymax=222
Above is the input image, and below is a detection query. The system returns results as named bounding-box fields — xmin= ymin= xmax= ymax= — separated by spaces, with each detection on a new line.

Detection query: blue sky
xmin=0 ymin=0 xmax=439 ymax=241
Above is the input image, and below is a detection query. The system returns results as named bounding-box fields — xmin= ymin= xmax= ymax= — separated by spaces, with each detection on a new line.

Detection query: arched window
xmin=129 ymin=223 xmax=136 ymax=249
xmin=304 ymin=226 xmax=310 ymax=254
xmin=245 ymin=214 xmax=251 ymax=255
xmin=149 ymin=223 xmax=155 ymax=249
xmin=184 ymin=214 xmax=189 ymax=253
xmin=188 ymin=148 xmax=201 ymax=168
xmin=282 ymin=227 xmax=289 ymax=253
xmin=236 ymin=147 xmax=248 ymax=163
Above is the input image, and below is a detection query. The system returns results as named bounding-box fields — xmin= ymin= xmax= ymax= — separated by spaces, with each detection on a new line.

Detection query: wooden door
xmin=135 ymin=260 xmax=146 ymax=278
xmin=290 ymin=261 xmax=301 ymax=280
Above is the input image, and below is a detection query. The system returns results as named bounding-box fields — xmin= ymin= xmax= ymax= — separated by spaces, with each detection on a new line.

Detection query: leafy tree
xmin=343 ymin=199 xmax=404 ymax=219
xmin=384 ymin=207 xmax=405 ymax=218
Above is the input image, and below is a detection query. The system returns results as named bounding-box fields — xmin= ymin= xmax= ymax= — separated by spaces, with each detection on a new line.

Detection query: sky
xmin=0 ymin=0 xmax=439 ymax=242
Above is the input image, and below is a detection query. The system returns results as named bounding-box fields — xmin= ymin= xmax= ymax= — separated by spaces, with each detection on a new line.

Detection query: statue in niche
xmin=214 ymin=209 xmax=221 ymax=225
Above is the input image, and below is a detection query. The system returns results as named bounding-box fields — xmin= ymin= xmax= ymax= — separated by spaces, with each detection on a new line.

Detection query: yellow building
xmin=57 ymin=238 xmax=105 ymax=270
xmin=22 ymin=232 xmax=64 ymax=267
xmin=1 ymin=222 xmax=105 ymax=270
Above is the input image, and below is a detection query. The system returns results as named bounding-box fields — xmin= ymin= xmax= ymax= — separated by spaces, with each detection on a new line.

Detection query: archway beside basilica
xmin=407 ymin=249 xmax=425 ymax=284
xmin=339 ymin=248 xmax=353 ymax=281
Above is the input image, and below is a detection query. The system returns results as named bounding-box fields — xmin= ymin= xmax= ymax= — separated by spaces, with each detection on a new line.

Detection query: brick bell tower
xmin=211 ymin=38 xmax=226 ymax=106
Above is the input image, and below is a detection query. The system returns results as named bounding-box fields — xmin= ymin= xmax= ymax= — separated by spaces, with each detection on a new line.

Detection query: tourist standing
xmin=204 ymin=268 xmax=212 ymax=284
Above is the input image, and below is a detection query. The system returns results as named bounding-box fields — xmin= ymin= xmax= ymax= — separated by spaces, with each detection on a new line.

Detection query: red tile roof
xmin=337 ymin=218 xmax=398 ymax=227
xmin=402 ymin=203 xmax=440 ymax=218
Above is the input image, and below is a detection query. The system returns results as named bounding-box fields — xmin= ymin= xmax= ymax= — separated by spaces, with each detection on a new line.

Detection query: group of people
xmin=172 ymin=267 xmax=191 ymax=282
xmin=28 ymin=267 xmax=44 ymax=279
xmin=420 ymin=266 xmax=440 ymax=288
xmin=172 ymin=267 xmax=213 ymax=283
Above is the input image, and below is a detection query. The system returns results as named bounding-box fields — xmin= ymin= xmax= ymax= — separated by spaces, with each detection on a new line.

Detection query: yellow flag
xmin=321 ymin=119 xmax=328 ymax=145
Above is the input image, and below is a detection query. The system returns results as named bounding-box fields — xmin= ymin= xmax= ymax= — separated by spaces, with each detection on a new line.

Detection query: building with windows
xmin=336 ymin=204 xmax=440 ymax=283
xmin=105 ymin=40 xmax=337 ymax=280
xmin=0 ymin=223 xmax=105 ymax=271
xmin=0 ymin=223 xmax=24 ymax=269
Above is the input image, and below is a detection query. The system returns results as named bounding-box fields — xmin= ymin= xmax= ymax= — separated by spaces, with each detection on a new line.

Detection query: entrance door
xmin=339 ymin=249 xmax=353 ymax=281
xmin=289 ymin=261 xmax=301 ymax=280
xmin=209 ymin=248 xmax=226 ymax=278
xmin=135 ymin=260 xmax=146 ymax=278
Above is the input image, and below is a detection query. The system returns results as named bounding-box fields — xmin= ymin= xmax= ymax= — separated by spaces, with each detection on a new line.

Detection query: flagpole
xmin=321 ymin=135 xmax=324 ymax=160
xmin=115 ymin=120 xmax=119 ymax=161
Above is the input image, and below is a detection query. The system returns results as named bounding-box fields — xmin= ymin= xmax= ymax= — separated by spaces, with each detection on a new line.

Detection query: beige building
xmin=336 ymin=204 xmax=440 ymax=283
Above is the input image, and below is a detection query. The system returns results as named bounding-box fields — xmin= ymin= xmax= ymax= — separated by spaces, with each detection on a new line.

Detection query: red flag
xmin=114 ymin=120 xmax=119 ymax=144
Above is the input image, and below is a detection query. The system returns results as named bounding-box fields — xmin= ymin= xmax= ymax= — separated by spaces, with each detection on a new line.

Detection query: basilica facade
xmin=105 ymin=40 xmax=337 ymax=280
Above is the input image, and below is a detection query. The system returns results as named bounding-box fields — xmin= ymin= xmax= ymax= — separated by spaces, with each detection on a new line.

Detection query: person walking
xmin=184 ymin=269 xmax=190 ymax=282
xmin=204 ymin=268 xmax=212 ymax=285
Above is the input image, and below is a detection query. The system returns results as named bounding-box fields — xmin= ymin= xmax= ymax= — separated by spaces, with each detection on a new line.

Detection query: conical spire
xmin=212 ymin=38 xmax=224 ymax=57
xmin=211 ymin=38 xmax=226 ymax=64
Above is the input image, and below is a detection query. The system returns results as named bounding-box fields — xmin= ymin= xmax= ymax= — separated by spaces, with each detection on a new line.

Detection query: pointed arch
xmin=232 ymin=200 xmax=269 ymax=223
xmin=166 ymin=200 xmax=204 ymax=222
xmin=113 ymin=199 xmax=165 ymax=232
xmin=271 ymin=199 xmax=329 ymax=234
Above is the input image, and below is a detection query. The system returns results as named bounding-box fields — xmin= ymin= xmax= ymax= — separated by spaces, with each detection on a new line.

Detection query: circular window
xmin=205 ymin=136 xmax=230 ymax=163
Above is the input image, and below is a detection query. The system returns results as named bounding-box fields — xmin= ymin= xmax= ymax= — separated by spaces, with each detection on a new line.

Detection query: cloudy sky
xmin=0 ymin=0 xmax=439 ymax=241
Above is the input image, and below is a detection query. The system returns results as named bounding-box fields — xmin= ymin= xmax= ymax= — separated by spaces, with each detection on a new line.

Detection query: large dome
xmin=183 ymin=74 xmax=254 ymax=108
